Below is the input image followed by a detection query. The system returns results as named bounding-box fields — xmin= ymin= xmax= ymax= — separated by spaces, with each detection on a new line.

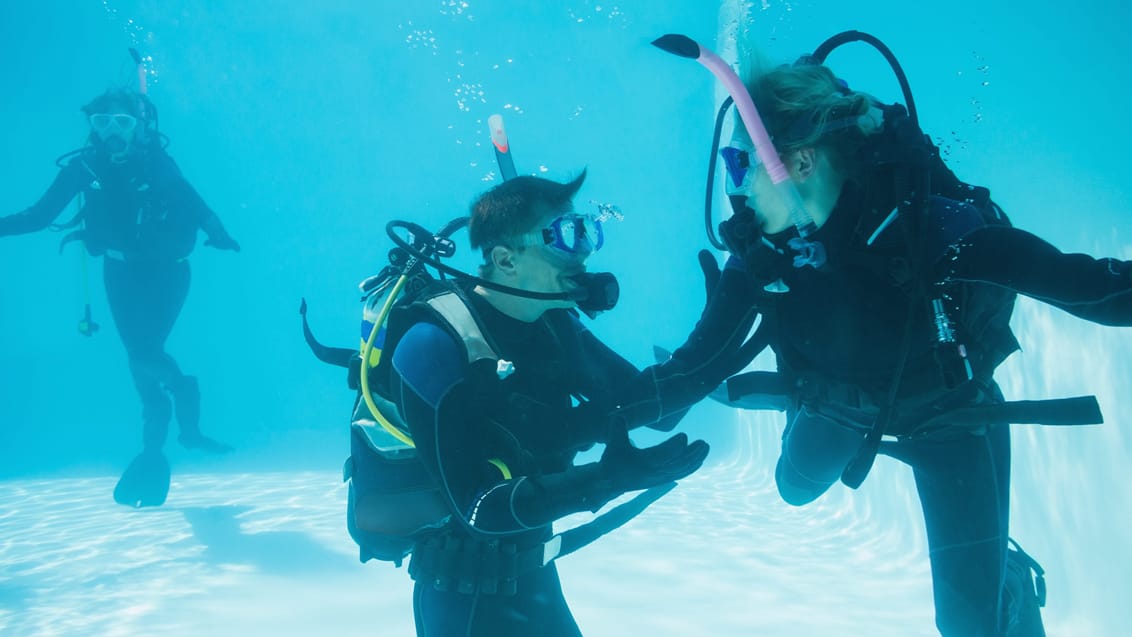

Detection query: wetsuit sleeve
xmin=392 ymin=321 xmax=623 ymax=536
xmin=0 ymin=161 xmax=87 ymax=237
xmin=196 ymin=202 xmax=236 ymax=246
xmin=564 ymin=317 xmax=695 ymax=437
xmin=579 ymin=257 xmax=762 ymax=433
xmin=941 ymin=225 xmax=1132 ymax=326
xmin=160 ymin=155 xmax=237 ymax=246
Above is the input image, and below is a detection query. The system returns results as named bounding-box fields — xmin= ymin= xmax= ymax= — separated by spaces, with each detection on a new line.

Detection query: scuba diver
xmin=654 ymin=32 xmax=1131 ymax=637
xmin=0 ymin=81 xmax=240 ymax=508
xmin=304 ymin=142 xmax=763 ymax=634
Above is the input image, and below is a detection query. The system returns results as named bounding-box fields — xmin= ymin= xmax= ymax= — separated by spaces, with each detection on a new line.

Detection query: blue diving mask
xmin=720 ymin=142 xmax=762 ymax=196
xmin=518 ymin=213 xmax=605 ymax=260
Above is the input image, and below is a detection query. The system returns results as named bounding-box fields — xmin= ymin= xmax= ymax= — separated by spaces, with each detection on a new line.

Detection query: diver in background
xmin=0 ymin=87 xmax=239 ymax=507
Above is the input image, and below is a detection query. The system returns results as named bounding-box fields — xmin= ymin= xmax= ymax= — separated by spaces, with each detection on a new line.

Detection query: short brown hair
xmin=468 ymin=171 xmax=587 ymax=253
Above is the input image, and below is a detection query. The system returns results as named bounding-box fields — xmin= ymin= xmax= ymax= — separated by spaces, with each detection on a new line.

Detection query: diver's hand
xmin=697 ymin=249 xmax=722 ymax=299
xmin=205 ymin=234 xmax=241 ymax=252
xmin=718 ymin=208 xmax=791 ymax=287
xmin=597 ymin=420 xmax=710 ymax=493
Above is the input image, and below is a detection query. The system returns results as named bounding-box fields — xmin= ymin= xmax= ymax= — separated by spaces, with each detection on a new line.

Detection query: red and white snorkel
xmin=130 ymin=49 xmax=148 ymax=95
xmin=128 ymin=48 xmax=150 ymax=124
xmin=126 ymin=47 xmax=163 ymax=153
xmin=488 ymin=114 xmax=518 ymax=181
xmin=652 ymin=34 xmax=826 ymax=269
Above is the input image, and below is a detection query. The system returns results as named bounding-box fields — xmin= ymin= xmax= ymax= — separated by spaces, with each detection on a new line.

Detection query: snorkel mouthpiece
xmin=569 ymin=272 xmax=619 ymax=318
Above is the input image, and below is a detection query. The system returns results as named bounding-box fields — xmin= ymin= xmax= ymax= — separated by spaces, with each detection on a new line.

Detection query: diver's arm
xmin=160 ymin=154 xmax=240 ymax=251
xmin=492 ymin=423 xmax=707 ymax=531
xmin=192 ymin=187 xmax=240 ymax=251
xmin=942 ymin=225 xmax=1132 ymax=326
xmin=0 ymin=162 xmax=87 ymax=237
xmin=563 ymin=313 xmax=659 ymax=445
xmin=421 ymin=381 xmax=708 ymax=533
xmin=391 ymin=322 xmax=510 ymax=528
xmin=392 ymin=322 xmax=706 ymax=536
xmin=581 ymin=256 xmax=762 ymax=433
xmin=199 ymin=209 xmax=240 ymax=251
xmin=406 ymin=377 xmax=622 ymax=533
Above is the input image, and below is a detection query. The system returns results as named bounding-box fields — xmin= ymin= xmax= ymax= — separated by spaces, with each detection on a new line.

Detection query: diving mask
xmin=517 ymin=213 xmax=605 ymax=260
xmin=720 ymin=142 xmax=761 ymax=196
xmin=89 ymin=113 xmax=138 ymax=139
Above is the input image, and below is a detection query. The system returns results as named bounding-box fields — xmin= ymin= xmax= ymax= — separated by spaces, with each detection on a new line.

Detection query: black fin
xmin=113 ymin=451 xmax=171 ymax=508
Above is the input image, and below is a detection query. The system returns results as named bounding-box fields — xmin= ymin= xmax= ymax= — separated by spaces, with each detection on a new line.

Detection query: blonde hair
xmin=741 ymin=63 xmax=883 ymax=179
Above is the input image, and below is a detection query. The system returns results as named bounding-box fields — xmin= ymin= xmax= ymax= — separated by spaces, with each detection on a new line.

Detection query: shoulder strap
xmin=424 ymin=290 xmax=499 ymax=364
xmin=354 ymin=286 xmax=501 ymax=450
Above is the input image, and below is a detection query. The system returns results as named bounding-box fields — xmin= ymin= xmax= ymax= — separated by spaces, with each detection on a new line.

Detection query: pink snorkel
xmin=652 ymin=34 xmax=825 ymax=269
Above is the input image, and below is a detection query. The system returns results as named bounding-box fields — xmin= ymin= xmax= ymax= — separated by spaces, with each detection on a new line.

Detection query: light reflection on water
xmin=0 ymin=467 xmax=938 ymax=637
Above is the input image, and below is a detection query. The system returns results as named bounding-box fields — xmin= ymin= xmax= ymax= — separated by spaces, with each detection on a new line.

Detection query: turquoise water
xmin=1 ymin=2 xmax=1130 ymax=635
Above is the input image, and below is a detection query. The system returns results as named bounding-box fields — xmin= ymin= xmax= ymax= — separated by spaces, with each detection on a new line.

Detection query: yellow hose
xmin=359 ymin=274 xmax=415 ymax=447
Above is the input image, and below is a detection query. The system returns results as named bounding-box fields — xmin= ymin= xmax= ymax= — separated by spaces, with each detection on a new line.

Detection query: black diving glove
xmin=718 ymin=208 xmax=792 ymax=287
xmin=505 ymin=422 xmax=710 ymax=526
xmin=205 ymin=233 xmax=241 ymax=252
xmin=654 ymin=251 xmax=763 ymax=409
xmin=697 ymin=248 xmax=722 ymax=298
xmin=593 ymin=421 xmax=710 ymax=499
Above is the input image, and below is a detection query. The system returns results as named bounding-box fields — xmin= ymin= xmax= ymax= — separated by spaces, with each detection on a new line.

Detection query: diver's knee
xmin=776 ymin=481 xmax=822 ymax=507
xmin=775 ymin=458 xmax=826 ymax=506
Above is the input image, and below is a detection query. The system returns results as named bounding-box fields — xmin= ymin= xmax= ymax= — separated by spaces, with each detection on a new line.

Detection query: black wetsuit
xmin=385 ymin=273 xmax=756 ymax=636
xmin=758 ymin=185 xmax=1131 ymax=637
xmin=0 ymin=147 xmax=236 ymax=452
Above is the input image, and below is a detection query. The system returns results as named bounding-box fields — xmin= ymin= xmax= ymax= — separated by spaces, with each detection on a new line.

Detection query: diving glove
xmin=697 ymin=249 xmax=722 ymax=298
xmin=594 ymin=420 xmax=710 ymax=498
xmin=503 ymin=422 xmax=709 ymax=527
xmin=205 ymin=233 xmax=241 ymax=252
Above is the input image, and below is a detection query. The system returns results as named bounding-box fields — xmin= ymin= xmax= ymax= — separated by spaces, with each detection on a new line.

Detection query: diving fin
xmin=113 ymin=451 xmax=171 ymax=508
